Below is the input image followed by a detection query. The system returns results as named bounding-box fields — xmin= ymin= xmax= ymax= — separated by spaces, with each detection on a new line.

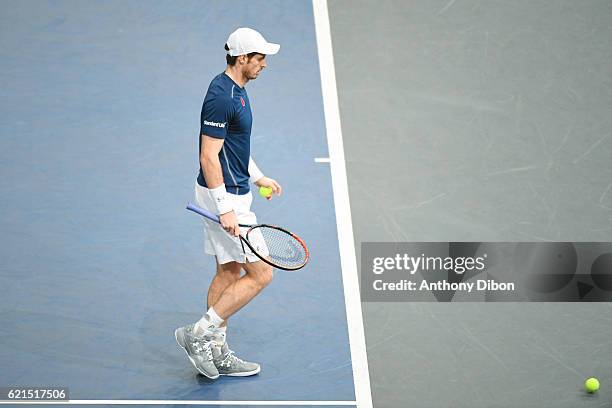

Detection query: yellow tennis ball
xmin=585 ymin=377 xmax=600 ymax=393
xmin=259 ymin=186 xmax=273 ymax=197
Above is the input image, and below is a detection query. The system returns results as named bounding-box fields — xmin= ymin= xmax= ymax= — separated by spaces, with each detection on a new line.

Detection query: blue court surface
xmin=0 ymin=1 xmax=360 ymax=404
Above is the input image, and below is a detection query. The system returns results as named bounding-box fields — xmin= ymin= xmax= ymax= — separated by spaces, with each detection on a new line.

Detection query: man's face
xmin=241 ymin=54 xmax=267 ymax=80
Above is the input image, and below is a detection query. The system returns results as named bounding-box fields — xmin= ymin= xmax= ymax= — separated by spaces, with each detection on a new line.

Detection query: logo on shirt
xmin=203 ymin=120 xmax=226 ymax=128
xmin=240 ymin=97 xmax=245 ymax=107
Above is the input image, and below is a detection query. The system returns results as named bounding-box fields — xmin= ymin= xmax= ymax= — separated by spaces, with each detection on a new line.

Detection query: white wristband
xmin=209 ymin=184 xmax=233 ymax=215
xmin=248 ymin=156 xmax=265 ymax=184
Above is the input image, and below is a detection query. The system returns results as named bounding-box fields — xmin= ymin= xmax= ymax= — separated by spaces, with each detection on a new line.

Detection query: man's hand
xmin=255 ymin=177 xmax=282 ymax=201
xmin=219 ymin=210 xmax=240 ymax=237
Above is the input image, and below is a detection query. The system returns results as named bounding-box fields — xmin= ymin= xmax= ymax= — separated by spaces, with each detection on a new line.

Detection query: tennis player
xmin=175 ymin=28 xmax=282 ymax=379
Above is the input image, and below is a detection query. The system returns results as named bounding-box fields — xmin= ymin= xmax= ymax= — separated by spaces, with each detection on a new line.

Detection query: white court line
xmin=0 ymin=401 xmax=356 ymax=406
xmin=312 ymin=2 xmax=373 ymax=408
xmin=315 ymin=157 xmax=331 ymax=163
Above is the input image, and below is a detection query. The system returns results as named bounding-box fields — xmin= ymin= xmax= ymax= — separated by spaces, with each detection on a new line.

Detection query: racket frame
xmin=186 ymin=202 xmax=309 ymax=271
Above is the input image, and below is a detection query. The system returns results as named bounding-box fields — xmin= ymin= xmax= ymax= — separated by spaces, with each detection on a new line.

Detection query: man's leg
xmin=206 ymin=257 xmax=242 ymax=327
xmin=176 ymin=260 xmax=267 ymax=379
xmin=194 ymin=259 xmax=272 ymax=335
xmin=207 ymin=260 xmax=271 ymax=377
xmin=209 ymin=259 xmax=273 ymax=319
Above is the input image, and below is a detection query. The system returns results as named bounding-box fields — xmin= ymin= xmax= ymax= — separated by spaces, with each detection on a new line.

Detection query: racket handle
xmin=186 ymin=202 xmax=220 ymax=223
xmin=186 ymin=202 xmax=254 ymax=228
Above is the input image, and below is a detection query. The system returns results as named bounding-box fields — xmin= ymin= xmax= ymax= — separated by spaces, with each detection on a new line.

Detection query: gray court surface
xmin=329 ymin=0 xmax=612 ymax=407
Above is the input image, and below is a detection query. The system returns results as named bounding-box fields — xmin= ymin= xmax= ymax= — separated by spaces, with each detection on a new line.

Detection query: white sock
xmin=194 ymin=307 xmax=224 ymax=335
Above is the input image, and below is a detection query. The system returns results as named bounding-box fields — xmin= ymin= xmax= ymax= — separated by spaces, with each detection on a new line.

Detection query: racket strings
xmin=247 ymin=226 xmax=308 ymax=269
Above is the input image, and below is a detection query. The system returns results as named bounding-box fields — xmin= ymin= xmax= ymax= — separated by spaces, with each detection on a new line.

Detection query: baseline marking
xmin=0 ymin=401 xmax=357 ymax=406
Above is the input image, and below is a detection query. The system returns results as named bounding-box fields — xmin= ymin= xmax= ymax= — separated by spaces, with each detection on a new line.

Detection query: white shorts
xmin=194 ymin=182 xmax=264 ymax=264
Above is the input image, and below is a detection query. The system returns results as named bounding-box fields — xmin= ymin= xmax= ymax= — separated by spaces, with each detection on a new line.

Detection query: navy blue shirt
xmin=197 ymin=73 xmax=252 ymax=195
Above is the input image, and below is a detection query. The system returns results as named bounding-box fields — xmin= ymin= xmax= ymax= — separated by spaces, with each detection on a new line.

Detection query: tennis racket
xmin=186 ymin=202 xmax=309 ymax=271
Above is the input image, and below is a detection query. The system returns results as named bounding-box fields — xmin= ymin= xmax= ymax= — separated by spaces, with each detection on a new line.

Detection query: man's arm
xmin=248 ymin=156 xmax=282 ymax=200
xmin=201 ymin=135 xmax=225 ymax=189
xmin=200 ymin=134 xmax=240 ymax=236
xmin=248 ymin=156 xmax=265 ymax=184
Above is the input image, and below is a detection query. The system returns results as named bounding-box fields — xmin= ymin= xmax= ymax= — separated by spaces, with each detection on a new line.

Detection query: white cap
xmin=225 ymin=27 xmax=280 ymax=57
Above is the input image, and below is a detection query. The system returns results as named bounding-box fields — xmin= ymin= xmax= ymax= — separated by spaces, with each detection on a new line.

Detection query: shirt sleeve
xmin=200 ymin=95 xmax=233 ymax=139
